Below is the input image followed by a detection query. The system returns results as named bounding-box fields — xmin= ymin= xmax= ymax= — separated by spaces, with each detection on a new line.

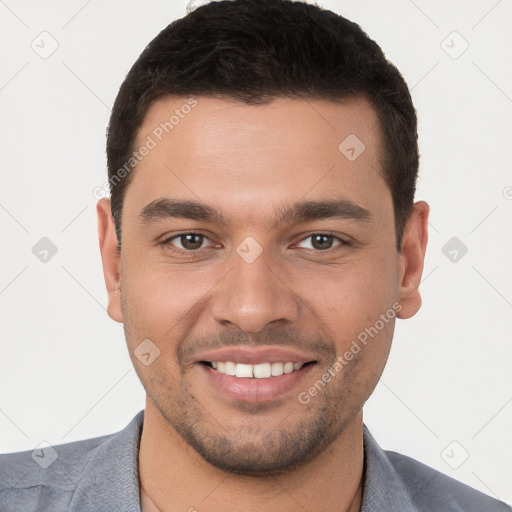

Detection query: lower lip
xmin=199 ymin=363 xmax=315 ymax=403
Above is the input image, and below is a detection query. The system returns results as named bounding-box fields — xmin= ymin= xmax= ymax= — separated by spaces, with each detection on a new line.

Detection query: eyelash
xmin=160 ymin=231 xmax=348 ymax=255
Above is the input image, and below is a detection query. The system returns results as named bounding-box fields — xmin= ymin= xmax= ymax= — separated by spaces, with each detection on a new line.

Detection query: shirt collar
xmin=68 ymin=410 xmax=144 ymax=512
xmin=361 ymin=425 xmax=420 ymax=512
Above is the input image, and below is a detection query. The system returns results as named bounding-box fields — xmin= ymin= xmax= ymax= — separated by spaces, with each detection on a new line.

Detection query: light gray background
xmin=0 ymin=0 xmax=511 ymax=504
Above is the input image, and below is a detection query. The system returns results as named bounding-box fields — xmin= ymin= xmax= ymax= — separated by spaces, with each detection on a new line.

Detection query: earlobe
xmin=397 ymin=201 xmax=429 ymax=320
xmin=97 ymin=198 xmax=123 ymax=323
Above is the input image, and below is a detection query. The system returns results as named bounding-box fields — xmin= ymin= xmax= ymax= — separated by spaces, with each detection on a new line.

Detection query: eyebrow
xmin=139 ymin=197 xmax=371 ymax=227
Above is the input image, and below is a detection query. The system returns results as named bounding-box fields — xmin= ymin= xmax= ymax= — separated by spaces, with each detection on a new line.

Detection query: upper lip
xmin=195 ymin=346 xmax=318 ymax=365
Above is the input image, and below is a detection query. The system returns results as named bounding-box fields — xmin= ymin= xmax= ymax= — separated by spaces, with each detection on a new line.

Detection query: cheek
xmin=119 ymin=256 xmax=211 ymax=351
xmin=297 ymin=251 xmax=399 ymax=351
xmin=304 ymin=252 xmax=398 ymax=312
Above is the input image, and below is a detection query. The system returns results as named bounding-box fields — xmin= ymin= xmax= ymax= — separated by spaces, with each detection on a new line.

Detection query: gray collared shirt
xmin=1 ymin=410 xmax=509 ymax=511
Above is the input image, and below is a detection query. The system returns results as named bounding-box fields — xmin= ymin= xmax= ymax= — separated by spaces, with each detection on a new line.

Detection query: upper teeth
xmin=210 ymin=361 xmax=304 ymax=378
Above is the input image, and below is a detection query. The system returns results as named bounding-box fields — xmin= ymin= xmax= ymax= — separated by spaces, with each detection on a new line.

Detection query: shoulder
xmin=385 ymin=449 xmax=511 ymax=511
xmin=362 ymin=426 xmax=510 ymax=511
xmin=0 ymin=411 xmax=144 ymax=512
xmin=0 ymin=432 xmax=114 ymax=509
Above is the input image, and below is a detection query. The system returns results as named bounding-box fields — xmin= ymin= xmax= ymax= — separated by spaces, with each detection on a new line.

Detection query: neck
xmin=138 ymin=398 xmax=364 ymax=512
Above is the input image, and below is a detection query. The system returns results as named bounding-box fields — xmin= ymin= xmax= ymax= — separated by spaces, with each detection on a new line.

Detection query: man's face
xmin=99 ymin=96 xmax=425 ymax=475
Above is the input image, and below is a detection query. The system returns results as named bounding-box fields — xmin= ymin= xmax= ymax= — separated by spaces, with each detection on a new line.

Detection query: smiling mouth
xmin=201 ymin=361 xmax=316 ymax=378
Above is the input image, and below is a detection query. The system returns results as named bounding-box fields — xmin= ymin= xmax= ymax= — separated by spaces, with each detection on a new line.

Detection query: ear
xmin=397 ymin=201 xmax=429 ymax=319
xmin=97 ymin=198 xmax=123 ymax=323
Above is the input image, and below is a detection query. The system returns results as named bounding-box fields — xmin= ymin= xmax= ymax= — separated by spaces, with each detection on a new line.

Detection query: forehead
xmin=123 ymin=95 xmax=389 ymax=229
xmin=137 ymin=95 xmax=382 ymax=160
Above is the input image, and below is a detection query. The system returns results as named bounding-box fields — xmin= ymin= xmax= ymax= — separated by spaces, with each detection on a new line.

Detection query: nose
xmin=211 ymin=244 xmax=302 ymax=333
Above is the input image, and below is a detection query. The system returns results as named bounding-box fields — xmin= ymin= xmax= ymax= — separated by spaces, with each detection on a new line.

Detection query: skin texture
xmin=97 ymin=96 xmax=429 ymax=511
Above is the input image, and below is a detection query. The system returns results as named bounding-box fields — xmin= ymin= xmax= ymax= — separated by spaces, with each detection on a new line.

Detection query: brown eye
xmin=170 ymin=233 xmax=207 ymax=251
xmin=296 ymin=234 xmax=343 ymax=251
xmin=311 ymin=234 xmax=334 ymax=250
